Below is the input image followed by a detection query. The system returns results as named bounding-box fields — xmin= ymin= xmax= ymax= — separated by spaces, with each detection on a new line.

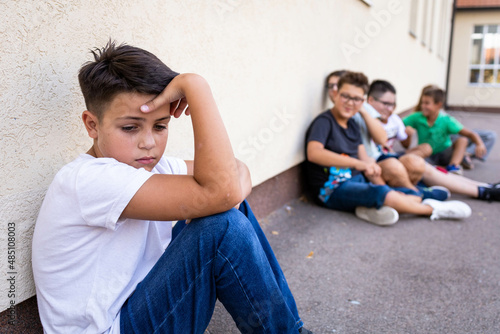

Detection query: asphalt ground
xmin=206 ymin=111 xmax=500 ymax=334
xmin=1 ymin=112 xmax=498 ymax=334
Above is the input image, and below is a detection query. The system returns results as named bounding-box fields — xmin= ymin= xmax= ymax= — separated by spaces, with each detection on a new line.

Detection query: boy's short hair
xmin=421 ymin=85 xmax=445 ymax=105
xmin=367 ymin=80 xmax=396 ymax=99
xmin=324 ymin=70 xmax=347 ymax=89
xmin=78 ymin=40 xmax=179 ymax=120
xmin=337 ymin=71 xmax=369 ymax=94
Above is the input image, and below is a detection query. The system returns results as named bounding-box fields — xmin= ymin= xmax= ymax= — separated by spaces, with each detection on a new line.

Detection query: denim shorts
xmin=323 ymin=174 xmax=392 ymax=212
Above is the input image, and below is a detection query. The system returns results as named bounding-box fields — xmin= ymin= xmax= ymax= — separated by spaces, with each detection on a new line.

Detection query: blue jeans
xmin=120 ymin=200 xmax=302 ymax=334
xmin=323 ymin=174 xmax=393 ymax=212
xmin=451 ymin=129 xmax=497 ymax=161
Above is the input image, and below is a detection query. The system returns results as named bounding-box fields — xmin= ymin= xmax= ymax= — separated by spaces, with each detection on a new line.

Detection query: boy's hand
xmin=405 ymin=126 xmax=416 ymax=137
xmin=356 ymin=160 xmax=381 ymax=178
xmin=140 ymin=74 xmax=191 ymax=117
xmin=475 ymin=142 xmax=487 ymax=159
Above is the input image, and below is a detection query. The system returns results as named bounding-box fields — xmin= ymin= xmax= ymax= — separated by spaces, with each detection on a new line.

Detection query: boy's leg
xmin=324 ymin=175 xmax=393 ymax=212
xmin=454 ymin=130 xmax=496 ymax=161
xmin=406 ymin=143 xmax=432 ymax=159
xmin=120 ymin=209 xmax=302 ymax=334
xmin=237 ymin=200 xmax=301 ymax=323
xmin=324 ymin=175 xmax=399 ymax=225
xmin=421 ymin=162 xmax=481 ymax=197
xmin=468 ymin=129 xmax=497 ymax=161
xmin=449 ymin=137 xmax=468 ymax=166
xmin=378 ymin=157 xmax=420 ymax=191
xmin=398 ymin=154 xmax=426 ymax=185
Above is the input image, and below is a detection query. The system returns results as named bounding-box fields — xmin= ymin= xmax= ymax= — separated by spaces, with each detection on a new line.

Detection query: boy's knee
xmin=454 ymin=137 xmax=468 ymax=145
xmin=210 ymin=209 xmax=253 ymax=236
xmin=188 ymin=209 xmax=247 ymax=238
xmin=417 ymin=143 xmax=433 ymax=157
xmin=399 ymin=154 xmax=426 ymax=184
xmin=380 ymin=158 xmax=407 ymax=183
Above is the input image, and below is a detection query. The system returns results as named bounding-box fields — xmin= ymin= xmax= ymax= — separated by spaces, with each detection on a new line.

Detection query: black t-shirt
xmin=304 ymin=110 xmax=362 ymax=199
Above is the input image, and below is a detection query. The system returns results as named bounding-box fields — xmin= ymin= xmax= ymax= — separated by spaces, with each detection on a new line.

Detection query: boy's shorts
xmin=323 ymin=174 xmax=392 ymax=212
xmin=425 ymin=146 xmax=453 ymax=166
xmin=376 ymin=152 xmax=404 ymax=162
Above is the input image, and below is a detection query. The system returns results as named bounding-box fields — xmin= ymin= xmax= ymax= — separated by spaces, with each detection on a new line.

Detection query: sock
xmin=477 ymin=186 xmax=500 ymax=201
xmin=477 ymin=186 xmax=487 ymax=199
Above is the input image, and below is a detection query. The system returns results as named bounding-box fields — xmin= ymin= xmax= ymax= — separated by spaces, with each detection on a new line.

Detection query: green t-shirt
xmin=403 ymin=111 xmax=464 ymax=154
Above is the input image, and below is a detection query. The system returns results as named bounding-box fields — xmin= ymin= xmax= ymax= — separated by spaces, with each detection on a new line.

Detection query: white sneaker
xmin=355 ymin=206 xmax=399 ymax=226
xmin=422 ymin=198 xmax=472 ymax=221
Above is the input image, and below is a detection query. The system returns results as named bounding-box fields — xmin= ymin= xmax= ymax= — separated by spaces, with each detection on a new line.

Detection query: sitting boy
xmin=305 ymin=71 xmax=471 ymax=226
xmin=366 ymin=79 xmax=500 ymax=202
xmin=413 ymin=84 xmax=496 ymax=170
xmin=402 ymin=85 xmax=487 ymax=175
xmin=32 ymin=41 xmax=312 ymax=334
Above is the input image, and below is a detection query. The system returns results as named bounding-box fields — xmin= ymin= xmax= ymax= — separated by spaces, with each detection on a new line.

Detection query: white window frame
xmin=469 ymin=24 xmax=500 ymax=87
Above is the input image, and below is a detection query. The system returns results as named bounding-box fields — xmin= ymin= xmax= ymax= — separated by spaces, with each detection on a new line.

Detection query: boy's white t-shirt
xmin=381 ymin=113 xmax=408 ymax=150
xmin=32 ymin=154 xmax=187 ymax=334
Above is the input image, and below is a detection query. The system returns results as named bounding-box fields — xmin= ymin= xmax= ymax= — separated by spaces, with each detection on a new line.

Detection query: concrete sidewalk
xmin=207 ymin=111 xmax=500 ymax=334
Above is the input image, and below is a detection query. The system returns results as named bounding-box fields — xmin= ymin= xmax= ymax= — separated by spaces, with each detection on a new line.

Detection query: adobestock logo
xmin=215 ymin=0 xmax=243 ymax=19
xmin=237 ymin=107 xmax=295 ymax=162
xmin=341 ymin=0 xmax=403 ymax=63
xmin=461 ymin=86 xmax=496 ymax=113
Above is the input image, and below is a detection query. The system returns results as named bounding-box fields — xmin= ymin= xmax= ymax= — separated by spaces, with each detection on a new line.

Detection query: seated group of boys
xmin=304 ymin=70 xmax=499 ymax=226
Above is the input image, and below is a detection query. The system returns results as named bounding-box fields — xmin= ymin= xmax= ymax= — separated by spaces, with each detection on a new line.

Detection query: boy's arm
xmin=122 ymin=74 xmax=242 ymax=221
xmin=400 ymin=126 xmax=415 ymax=148
xmin=358 ymin=106 xmax=388 ymax=145
xmin=307 ymin=141 xmax=375 ymax=174
xmin=357 ymin=144 xmax=381 ymax=178
xmin=459 ymin=128 xmax=487 ymax=158
xmin=185 ymin=159 xmax=252 ymax=201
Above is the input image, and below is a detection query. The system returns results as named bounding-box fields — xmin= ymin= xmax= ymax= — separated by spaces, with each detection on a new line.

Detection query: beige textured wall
xmin=0 ymin=0 xmax=452 ymax=311
xmin=448 ymin=10 xmax=500 ymax=108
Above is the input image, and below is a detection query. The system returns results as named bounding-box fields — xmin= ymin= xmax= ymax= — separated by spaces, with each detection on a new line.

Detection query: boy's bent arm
xmin=307 ymin=141 xmax=369 ymax=172
xmin=185 ymin=158 xmax=252 ymax=200
xmin=122 ymin=74 xmax=242 ymax=221
xmin=400 ymin=126 xmax=415 ymax=148
xmin=459 ymin=128 xmax=487 ymax=158
xmin=358 ymin=107 xmax=387 ymax=145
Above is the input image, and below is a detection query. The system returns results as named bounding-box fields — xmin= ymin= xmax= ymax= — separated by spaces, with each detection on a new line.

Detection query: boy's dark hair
xmin=337 ymin=71 xmax=369 ymax=94
xmin=78 ymin=40 xmax=179 ymax=119
xmin=421 ymin=85 xmax=445 ymax=105
xmin=324 ymin=70 xmax=347 ymax=89
xmin=367 ymin=80 xmax=396 ymax=98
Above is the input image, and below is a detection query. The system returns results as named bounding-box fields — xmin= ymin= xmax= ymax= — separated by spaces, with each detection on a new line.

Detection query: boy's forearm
xmin=181 ymin=74 xmax=241 ymax=207
xmin=359 ymin=109 xmax=387 ymax=145
xmin=308 ymin=146 xmax=364 ymax=170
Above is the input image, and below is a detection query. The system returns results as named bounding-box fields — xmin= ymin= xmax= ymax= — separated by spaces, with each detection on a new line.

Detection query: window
xmin=469 ymin=24 xmax=500 ymax=85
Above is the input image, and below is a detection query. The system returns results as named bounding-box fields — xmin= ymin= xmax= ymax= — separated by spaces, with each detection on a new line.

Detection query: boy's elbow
xmin=216 ymin=183 xmax=244 ymax=212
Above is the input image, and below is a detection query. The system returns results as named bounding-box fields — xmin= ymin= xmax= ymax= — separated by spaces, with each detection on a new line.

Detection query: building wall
xmin=0 ymin=0 xmax=453 ymax=311
xmin=448 ymin=10 xmax=500 ymax=109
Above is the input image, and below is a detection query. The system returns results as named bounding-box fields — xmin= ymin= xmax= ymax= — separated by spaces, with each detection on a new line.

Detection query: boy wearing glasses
xmin=305 ymin=71 xmax=471 ymax=226
xmin=367 ymin=80 xmax=410 ymax=154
